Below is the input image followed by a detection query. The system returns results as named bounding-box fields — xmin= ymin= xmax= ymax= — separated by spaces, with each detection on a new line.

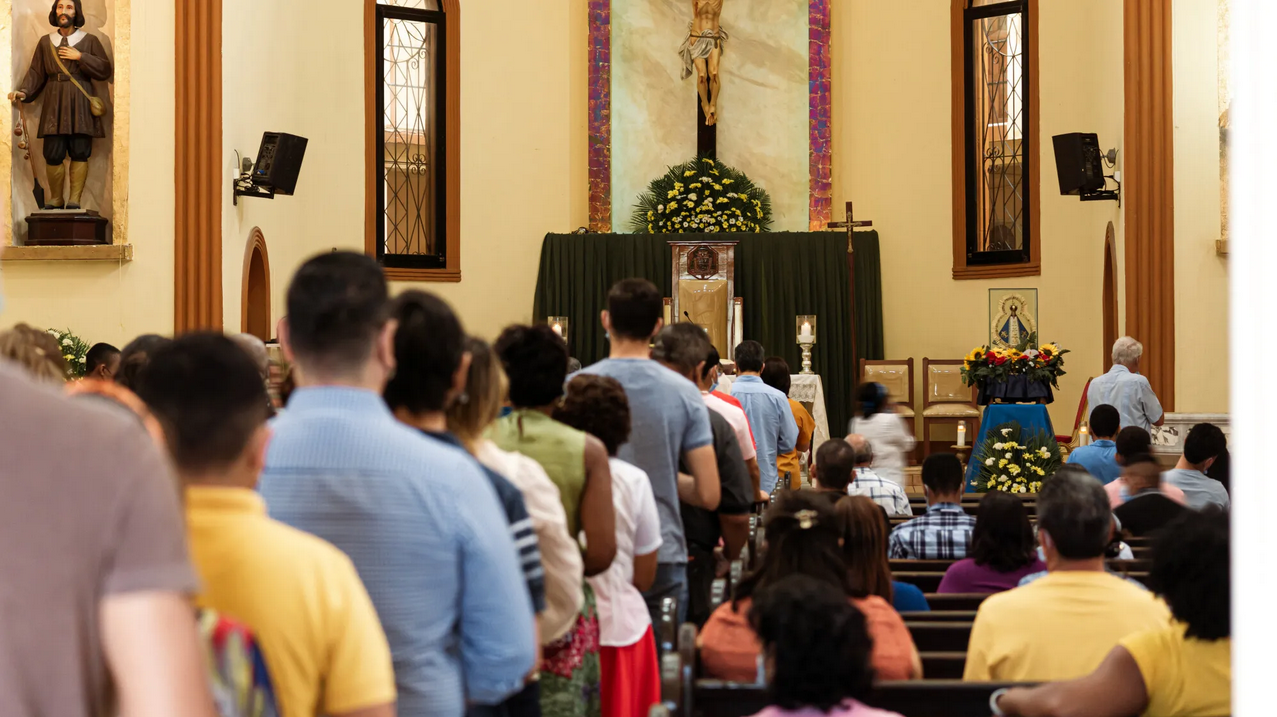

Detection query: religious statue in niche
xmin=9 ymin=0 xmax=112 ymax=214
xmin=989 ymin=290 xmax=1038 ymax=350
xmin=679 ymin=0 xmax=727 ymax=126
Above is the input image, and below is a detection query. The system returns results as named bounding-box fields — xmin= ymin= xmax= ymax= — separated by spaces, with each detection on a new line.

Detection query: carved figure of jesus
xmin=678 ymin=0 xmax=726 ymax=126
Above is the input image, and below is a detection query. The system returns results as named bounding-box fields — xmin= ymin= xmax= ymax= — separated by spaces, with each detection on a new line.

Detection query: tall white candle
xmin=957 ymin=422 xmax=967 ymax=448
xmin=1079 ymin=426 xmax=1090 ymax=446
xmin=551 ymin=323 xmax=563 ymax=338
xmin=799 ymin=322 xmax=814 ymax=343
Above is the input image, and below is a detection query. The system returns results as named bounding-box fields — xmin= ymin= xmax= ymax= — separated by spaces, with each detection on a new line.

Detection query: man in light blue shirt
xmin=580 ymin=278 xmax=720 ymax=629
xmin=1163 ymin=422 xmax=1230 ymax=510
xmin=1087 ymin=337 xmax=1164 ymax=431
xmin=259 ymin=252 xmax=535 ymax=717
xmin=1066 ymin=404 xmax=1122 ymax=484
xmin=729 ymin=340 xmax=798 ymax=495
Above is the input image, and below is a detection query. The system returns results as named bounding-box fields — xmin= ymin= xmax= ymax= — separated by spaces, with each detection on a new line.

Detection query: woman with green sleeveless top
xmin=493 ymin=324 xmax=616 ymax=717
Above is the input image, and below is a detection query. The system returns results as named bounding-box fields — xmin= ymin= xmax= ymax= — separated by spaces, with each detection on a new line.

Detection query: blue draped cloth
xmin=965 ymin=404 xmax=1057 ymax=491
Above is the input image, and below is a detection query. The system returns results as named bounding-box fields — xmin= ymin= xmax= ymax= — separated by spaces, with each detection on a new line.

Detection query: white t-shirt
xmin=588 ymin=458 xmax=663 ymax=647
xmin=848 ymin=412 xmax=916 ymax=488
xmin=703 ymin=392 xmax=757 ymax=462
xmin=477 ymin=440 xmax=585 ymax=643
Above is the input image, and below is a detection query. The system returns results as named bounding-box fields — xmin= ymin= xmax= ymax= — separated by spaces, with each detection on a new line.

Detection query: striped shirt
xmin=424 ymin=431 xmax=546 ymax=613
xmin=848 ymin=467 xmax=913 ymax=516
xmin=259 ymin=388 xmax=536 ymax=717
xmin=888 ymin=503 xmax=977 ymax=560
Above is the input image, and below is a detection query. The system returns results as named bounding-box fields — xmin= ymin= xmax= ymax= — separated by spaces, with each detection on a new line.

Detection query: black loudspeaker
xmin=252 ymin=132 xmax=309 ymax=195
xmin=1052 ymin=132 xmax=1105 ymax=195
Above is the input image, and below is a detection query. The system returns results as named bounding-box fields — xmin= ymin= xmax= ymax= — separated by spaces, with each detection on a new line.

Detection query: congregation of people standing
xmin=0 ymin=259 xmax=1234 ymax=717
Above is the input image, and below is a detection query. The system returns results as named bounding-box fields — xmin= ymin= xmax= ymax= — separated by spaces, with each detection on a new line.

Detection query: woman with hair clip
xmin=748 ymin=576 xmax=903 ymax=717
xmin=835 ymin=497 xmax=929 ymax=613
xmin=848 ymin=382 xmax=915 ymax=488
xmin=699 ymin=491 xmax=920 ymax=682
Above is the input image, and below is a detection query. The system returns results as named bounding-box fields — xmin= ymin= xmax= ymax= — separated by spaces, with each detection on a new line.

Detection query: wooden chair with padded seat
xmin=859 ymin=358 xmax=916 ymax=432
xmin=921 ymin=358 xmax=981 ymax=458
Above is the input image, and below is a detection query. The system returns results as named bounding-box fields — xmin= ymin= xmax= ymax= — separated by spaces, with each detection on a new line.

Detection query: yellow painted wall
xmin=217 ymin=0 xmax=589 ymax=341
xmin=1172 ymin=0 xmax=1229 ymax=412
xmin=404 ymin=0 xmax=589 ymax=338
xmin=221 ymin=0 xmax=367 ymax=335
xmin=0 ymin=0 xmax=174 ymax=345
xmin=832 ymin=0 xmax=1125 ymax=431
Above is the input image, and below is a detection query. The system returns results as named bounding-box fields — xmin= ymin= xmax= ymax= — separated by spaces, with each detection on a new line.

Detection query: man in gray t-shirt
xmin=580 ymin=278 xmax=721 ymax=627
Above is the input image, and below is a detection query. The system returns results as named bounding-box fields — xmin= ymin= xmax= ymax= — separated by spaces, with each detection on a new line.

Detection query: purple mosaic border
xmin=587 ymin=1 xmax=831 ymax=232
xmin=588 ymin=0 xmax=612 ymax=232
xmin=808 ymin=0 xmax=832 ymax=230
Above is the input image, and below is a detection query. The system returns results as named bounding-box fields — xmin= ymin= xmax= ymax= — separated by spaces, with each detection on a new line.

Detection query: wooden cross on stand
xmin=826 ymin=201 xmax=873 ymax=373
xmin=827 ymin=201 xmax=874 ymax=251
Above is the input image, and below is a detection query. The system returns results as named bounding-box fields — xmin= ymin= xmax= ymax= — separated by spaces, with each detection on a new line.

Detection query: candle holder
xmin=547 ymin=317 xmax=570 ymax=345
xmin=796 ymin=315 xmax=817 ymax=375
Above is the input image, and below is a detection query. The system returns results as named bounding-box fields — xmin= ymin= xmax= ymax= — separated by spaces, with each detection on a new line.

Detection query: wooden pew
xmin=662 ymin=619 xmax=1037 ymax=717
xmin=906 ymin=622 xmax=972 ymax=652
xmin=920 ymin=652 xmax=968 ymax=680
xmin=893 ymin=572 xmax=944 ymax=592
xmin=924 ymin=593 xmax=988 ymax=610
xmin=902 ymin=610 xmax=977 ymax=622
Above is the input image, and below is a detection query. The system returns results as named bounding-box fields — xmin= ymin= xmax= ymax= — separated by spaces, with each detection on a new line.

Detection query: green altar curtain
xmin=532 ymin=231 xmax=883 ymax=434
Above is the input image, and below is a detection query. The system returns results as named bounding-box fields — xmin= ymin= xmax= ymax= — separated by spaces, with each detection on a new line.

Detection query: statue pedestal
xmin=24 ymin=211 xmax=111 ymax=246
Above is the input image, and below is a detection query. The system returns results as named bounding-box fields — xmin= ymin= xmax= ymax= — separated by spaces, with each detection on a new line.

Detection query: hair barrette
xmin=794 ymin=509 xmax=818 ymax=530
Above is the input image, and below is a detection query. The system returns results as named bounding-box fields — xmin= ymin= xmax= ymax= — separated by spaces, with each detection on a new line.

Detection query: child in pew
xmin=748 ymin=576 xmax=903 ymax=717
xmin=699 ymin=491 xmax=921 ymax=682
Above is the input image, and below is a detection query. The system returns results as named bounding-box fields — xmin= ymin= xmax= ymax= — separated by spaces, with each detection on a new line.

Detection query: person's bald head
xmin=846 ymin=434 xmax=874 ymax=467
xmin=230 ymin=333 xmax=270 ymax=381
xmin=1122 ymin=454 xmax=1162 ymax=492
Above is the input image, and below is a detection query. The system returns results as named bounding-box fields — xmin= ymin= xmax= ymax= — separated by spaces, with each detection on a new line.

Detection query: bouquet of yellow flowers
xmin=630 ymin=157 xmax=772 ymax=234
xmin=971 ymin=423 xmax=1063 ymax=494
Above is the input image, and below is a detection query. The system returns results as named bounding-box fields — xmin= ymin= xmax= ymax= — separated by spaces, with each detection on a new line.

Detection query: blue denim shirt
xmin=1066 ymin=439 xmax=1122 ymax=484
xmin=730 ymin=376 xmax=798 ymax=493
xmin=259 ymin=388 xmax=535 ymax=717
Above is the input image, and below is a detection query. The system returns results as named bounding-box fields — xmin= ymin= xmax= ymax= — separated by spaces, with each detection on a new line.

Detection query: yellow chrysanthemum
xmin=684 ymin=170 xmax=696 ymax=177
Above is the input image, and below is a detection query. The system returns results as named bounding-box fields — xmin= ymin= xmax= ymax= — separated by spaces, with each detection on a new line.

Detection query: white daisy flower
xmin=985 ymin=458 xmax=995 ymax=466
xmin=1001 ymin=428 xmax=1012 ymax=437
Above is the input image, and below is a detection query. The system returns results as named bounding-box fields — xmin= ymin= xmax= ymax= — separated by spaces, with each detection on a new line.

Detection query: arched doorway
xmin=242 ymin=228 xmax=272 ymax=340
xmin=1102 ymin=222 xmax=1118 ymax=372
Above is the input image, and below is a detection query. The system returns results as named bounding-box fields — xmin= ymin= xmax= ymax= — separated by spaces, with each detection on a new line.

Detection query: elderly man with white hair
xmin=1087 ymin=337 xmax=1164 ymax=431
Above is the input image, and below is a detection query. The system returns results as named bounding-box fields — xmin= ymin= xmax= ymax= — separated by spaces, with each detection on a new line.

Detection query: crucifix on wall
xmin=679 ymin=0 xmax=726 ymax=158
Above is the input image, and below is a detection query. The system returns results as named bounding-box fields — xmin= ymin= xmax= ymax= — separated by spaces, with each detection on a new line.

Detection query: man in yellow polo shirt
xmin=991 ymin=508 xmax=1231 ymax=717
xmin=964 ymin=466 xmax=1170 ymax=682
xmin=136 ymin=334 xmax=396 ymax=717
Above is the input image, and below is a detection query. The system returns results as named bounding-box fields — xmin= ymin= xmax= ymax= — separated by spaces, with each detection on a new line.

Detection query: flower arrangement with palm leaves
xmin=970 ymin=422 xmax=1064 ymax=494
xmin=630 ymin=157 xmax=772 ymax=234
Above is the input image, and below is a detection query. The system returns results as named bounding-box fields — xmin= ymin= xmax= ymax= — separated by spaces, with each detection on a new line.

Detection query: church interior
xmin=0 ymin=0 xmax=1271 ymax=714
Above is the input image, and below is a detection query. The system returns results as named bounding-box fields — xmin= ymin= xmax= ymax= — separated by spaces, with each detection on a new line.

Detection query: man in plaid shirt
xmin=889 ymin=453 xmax=976 ymax=559
xmin=846 ymin=435 xmax=912 ymax=517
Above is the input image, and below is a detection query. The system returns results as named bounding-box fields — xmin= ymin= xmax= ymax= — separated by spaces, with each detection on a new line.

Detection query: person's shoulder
xmin=609 ymin=457 xmax=651 ymax=487
xmin=260 ymin=514 xmax=366 ymax=575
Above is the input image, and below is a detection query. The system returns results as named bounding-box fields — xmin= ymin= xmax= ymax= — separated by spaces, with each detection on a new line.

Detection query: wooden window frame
xmin=365 ymin=0 xmax=461 ymax=282
xmin=951 ymin=0 xmax=1040 ymax=280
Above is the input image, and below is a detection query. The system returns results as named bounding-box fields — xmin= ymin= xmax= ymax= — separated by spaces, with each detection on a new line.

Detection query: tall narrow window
xmin=953 ymin=0 xmax=1038 ymax=278
xmin=377 ymin=0 xmax=445 ymax=269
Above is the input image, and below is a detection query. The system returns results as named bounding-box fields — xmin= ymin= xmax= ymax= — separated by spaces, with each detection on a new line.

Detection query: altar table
xmin=716 ymin=374 xmax=832 ymax=452
xmin=963 ymin=403 xmax=1057 ymax=491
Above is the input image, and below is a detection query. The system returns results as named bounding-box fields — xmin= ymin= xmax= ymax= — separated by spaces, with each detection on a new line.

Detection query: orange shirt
xmin=699 ymin=595 xmax=917 ymax=682
xmin=776 ymin=399 xmax=816 ymax=489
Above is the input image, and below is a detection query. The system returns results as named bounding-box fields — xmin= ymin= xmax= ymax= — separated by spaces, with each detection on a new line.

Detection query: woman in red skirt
xmin=556 ymin=376 xmax=663 ymax=717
